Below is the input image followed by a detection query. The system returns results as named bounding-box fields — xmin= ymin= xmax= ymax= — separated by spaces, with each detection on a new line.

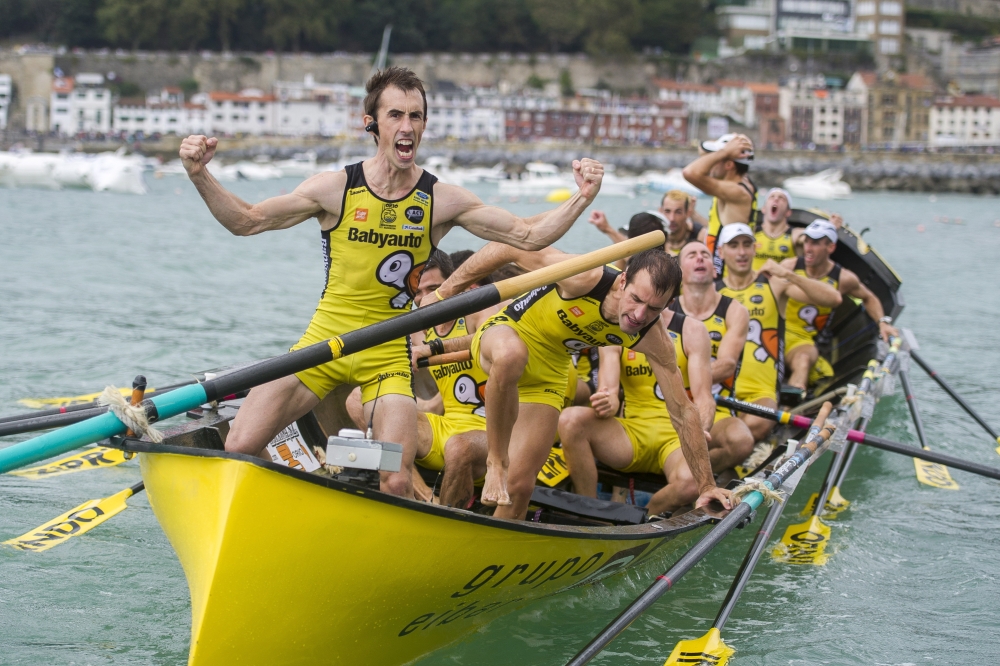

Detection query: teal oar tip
xmin=0 ymin=383 xmax=209 ymax=475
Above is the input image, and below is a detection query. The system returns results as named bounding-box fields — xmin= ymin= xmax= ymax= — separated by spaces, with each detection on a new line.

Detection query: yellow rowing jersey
xmin=668 ymin=296 xmax=740 ymax=399
xmin=705 ymin=178 xmax=759 ymax=277
xmin=717 ymin=274 xmax=783 ymax=401
xmin=620 ymin=312 xmax=688 ymax=418
xmin=785 ymin=257 xmax=842 ymax=348
xmin=752 ymin=224 xmax=796 ymax=272
xmin=426 ymin=318 xmax=488 ymax=421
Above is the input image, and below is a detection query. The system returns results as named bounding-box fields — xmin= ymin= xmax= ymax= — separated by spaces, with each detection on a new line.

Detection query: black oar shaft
xmin=910 ymin=350 xmax=1000 ymax=441
xmin=0 ymin=407 xmax=109 ymax=437
xmin=899 ymin=371 xmax=929 ymax=450
xmin=811 ymin=449 xmax=844 ymax=518
xmin=860 ymin=432 xmax=1000 ymax=481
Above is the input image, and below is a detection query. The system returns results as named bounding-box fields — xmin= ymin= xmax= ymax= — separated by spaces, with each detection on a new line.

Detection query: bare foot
xmin=480 ymin=457 xmax=510 ymax=507
xmin=412 ymin=469 xmax=435 ymax=503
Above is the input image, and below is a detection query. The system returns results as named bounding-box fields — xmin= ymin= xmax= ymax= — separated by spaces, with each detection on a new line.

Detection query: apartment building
xmin=847 ymin=71 xmax=936 ymax=147
xmin=780 ymin=77 xmax=866 ymax=147
xmin=855 ymin=0 xmax=905 ymax=56
xmin=50 ymin=73 xmax=112 ymax=135
xmin=930 ymin=94 xmax=1000 ymax=147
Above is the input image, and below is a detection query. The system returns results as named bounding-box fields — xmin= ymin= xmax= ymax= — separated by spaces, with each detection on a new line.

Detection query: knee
xmin=345 ymin=387 xmax=365 ymax=429
xmin=382 ymin=471 xmax=410 ymax=496
xmin=670 ymin=465 xmax=699 ymax=501
xmin=486 ymin=339 xmax=528 ymax=383
xmin=444 ymin=436 xmax=476 ymax=468
xmin=507 ymin=472 xmax=537 ymax=505
xmin=558 ymin=407 xmax=592 ymax=446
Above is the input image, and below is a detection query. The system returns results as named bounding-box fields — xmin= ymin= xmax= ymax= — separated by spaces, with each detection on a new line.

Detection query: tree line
xmin=1 ymin=0 xmax=716 ymax=56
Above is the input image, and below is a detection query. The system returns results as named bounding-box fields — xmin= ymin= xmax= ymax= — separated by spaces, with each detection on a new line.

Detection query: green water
xmin=2 ymin=177 xmax=999 ymax=664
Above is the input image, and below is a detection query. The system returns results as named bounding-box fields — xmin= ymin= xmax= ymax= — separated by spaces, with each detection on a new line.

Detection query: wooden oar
xmin=716 ymin=396 xmax=1000 ymax=482
xmin=0 ymin=231 xmax=666 ymax=475
xmin=899 ymin=370 xmax=959 ymax=490
xmin=416 ymin=351 xmax=472 ymax=368
xmin=566 ymin=404 xmax=835 ymax=666
xmin=3 ymin=481 xmax=145 ymax=552
xmin=910 ymin=349 xmax=1000 ymax=456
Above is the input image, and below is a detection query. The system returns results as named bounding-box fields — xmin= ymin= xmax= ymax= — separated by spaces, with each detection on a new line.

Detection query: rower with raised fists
xmin=782 ymin=219 xmax=898 ymax=397
xmin=178 ymin=66 xmax=605 ymax=500
xmin=435 ymin=246 xmax=733 ymax=519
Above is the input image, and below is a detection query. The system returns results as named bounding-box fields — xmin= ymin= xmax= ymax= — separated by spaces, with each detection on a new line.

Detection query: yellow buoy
xmin=545 ymin=188 xmax=573 ymax=203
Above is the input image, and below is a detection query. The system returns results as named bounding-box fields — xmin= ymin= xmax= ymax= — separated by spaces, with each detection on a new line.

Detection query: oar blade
xmin=537 ymin=447 xmax=570 ymax=487
xmin=772 ymin=515 xmax=831 ymax=565
xmin=7 ymin=446 xmax=129 ymax=479
xmin=664 ymin=628 xmax=735 ymax=666
xmin=914 ymin=458 xmax=959 ymax=490
xmin=3 ymin=487 xmax=134 ymax=552
xmin=17 ymin=387 xmax=134 ymax=409
xmin=799 ymin=486 xmax=850 ymax=518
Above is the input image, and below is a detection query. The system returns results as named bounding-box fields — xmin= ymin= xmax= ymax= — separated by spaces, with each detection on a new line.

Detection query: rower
xmin=682 ymin=133 xmax=758 ymax=277
xmin=179 ymin=66 xmax=605 ymax=499
xmin=783 ymin=219 xmax=900 ymax=393
xmin=716 ymin=223 xmax=842 ymax=440
xmin=588 ymin=189 xmax=705 ymax=256
xmin=753 ymin=188 xmax=801 ymax=271
xmin=436 ymin=245 xmax=733 ymax=518
xmin=668 ymin=242 xmax=755 ymax=471
xmin=558 ymin=309 xmax=719 ymax=516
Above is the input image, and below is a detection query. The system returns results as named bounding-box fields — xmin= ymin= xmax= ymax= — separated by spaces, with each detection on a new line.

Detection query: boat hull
xmin=137 ymin=445 xmax=708 ymax=665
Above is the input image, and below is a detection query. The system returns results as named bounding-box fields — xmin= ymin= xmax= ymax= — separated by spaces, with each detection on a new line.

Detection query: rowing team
xmin=177 ymin=65 xmax=898 ymax=522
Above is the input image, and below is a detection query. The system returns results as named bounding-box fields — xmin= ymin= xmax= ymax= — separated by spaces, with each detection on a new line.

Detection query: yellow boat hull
xmin=137 ymin=445 xmax=709 ymax=665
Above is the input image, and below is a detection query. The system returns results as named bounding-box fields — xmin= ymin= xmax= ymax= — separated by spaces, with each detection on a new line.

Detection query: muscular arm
xmin=840 ymin=270 xmax=884 ymax=321
xmin=681 ymin=319 xmax=717 ymax=432
xmin=768 ymin=257 xmax=843 ymax=311
xmin=432 ymin=159 xmax=603 ymax=250
xmin=589 ymin=346 xmax=623 ymax=418
xmin=635 ymin=323 xmax=716 ymax=494
xmin=714 ymin=302 xmax=749 ymax=384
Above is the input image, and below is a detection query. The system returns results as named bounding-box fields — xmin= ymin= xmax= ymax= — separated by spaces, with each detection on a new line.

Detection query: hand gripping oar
xmin=565 ymin=404 xmax=835 ymax=666
xmin=0 ymin=231 xmax=666 ymax=475
xmin=416 ymin=351 xmax=473 ymax=368
xmin=910 ymin=349 xmax=1000 ymax=456
xmin=715 ymin=396 xmax=1000 ymax=482
xmin=899 ymin=369 xmax=959 ymax=490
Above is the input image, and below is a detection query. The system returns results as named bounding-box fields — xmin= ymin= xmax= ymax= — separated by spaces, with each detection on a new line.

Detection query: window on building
xmin=856 ymin=0 xmax=875 ymax=13
xmin=879 ymin=1 xmax=901 ymax=15
xmin=879 ymin=38 xmax=899 ymax=54
xmin=879 ymin=20 xmax=900 ymax=35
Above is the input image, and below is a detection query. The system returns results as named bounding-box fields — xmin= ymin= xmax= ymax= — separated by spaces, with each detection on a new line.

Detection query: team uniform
xmin=704 ymin=180 xmax=759 ymax=277
xmin=784 ymin=257 xmax=841 ymax=383
xmin=717 ymin=274 xmax=783 ymax=403
xmin=752 ymin=224 xmax=796 ymax=272
xmin=293 ymin=162 xmax=437 ymax=403
xmin=471 ymin=266 xmax=655 ymax=411
xmin=668 ymin=297 xmax=740 ymax=421
xmin=666 ymin=221 xmax=705 ymax=257
xmin=574 ymin=347 xmax=601 ymax=394
xmin=416 ymin=318 xmax=488 ymax=471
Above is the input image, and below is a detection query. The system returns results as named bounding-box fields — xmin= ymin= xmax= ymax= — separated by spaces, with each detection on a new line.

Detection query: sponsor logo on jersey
xmin=749 ymin=307 xmax=766 ymax=317
xmin=402 ymin=224 xmax=425 ymax=231
xmin=713 ymin=317 xmax=724 ymax=324
xmin=415 ymin=190 xmax=430 ymax=202
xmin=709 ymin=330 xmax=723 ymax=341
xmin=404 ymin=206 xmax=425 ymax=222
xmin=585 ymin=320 xmax=607 ymax=333
xmin=347 ymin=227 xmax=424 ymax=248
xmin=606 ymin=333 xmax=623 ymax=345
xmin=431 ymin=360 xmax=475 ymax=380
xmin=627 ymin=350 xmax=636 ymax=360
xmin=750 ymin=294 xmax=763 ymax=303
xmin=349 ymin=187 xmax=367 ymax=196
xmin=354 ymin=208 xmax=369 ymax=221
xmin=557 ymin=310 xmax=628 ymax=348
xmin=779 ymin=245 xmax=789 ymax=253
xmin=625 ymin=365 xmax=653 ymax=377
xmin=569 ymin=306 xmax=584 ymax=317
xmin=382 ymin=203 xmax=398 ymax=224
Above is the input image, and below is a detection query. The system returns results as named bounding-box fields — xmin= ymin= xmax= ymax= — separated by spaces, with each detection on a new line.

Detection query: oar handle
xmin=125 ymin=375 xmax=147 ymax=438
xmin=416 ymin=351 xmax=472 ymax=368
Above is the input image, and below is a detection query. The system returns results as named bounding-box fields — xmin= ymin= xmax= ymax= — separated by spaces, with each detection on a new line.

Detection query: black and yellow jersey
xmin=717 ymin=274 xmax=783 ymax=401
xmin=785 ymin=257 xmax=842 ymax=350
xmin=574 ymin=347 xmax=601 ymax=393
xmin=705 ymin=178 xmax=758 ymax=277
xmin=752 ymin=223 xmax=796 ymax=271
xmin=425 ymin=318 xmax=488 ymax=421
xmin=669 ymin=296 xmax=740 ymax=399
xmin=620 ymin=313 xmax=687 ymax=418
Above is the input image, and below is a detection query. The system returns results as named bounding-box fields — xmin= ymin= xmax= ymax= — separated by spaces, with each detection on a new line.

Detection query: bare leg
xmin=708 ymin=416 xmax=756 ymax=472
xmin=558 ymin=406 xmax=634 ymax=497
xmin=345 ymin=387 xmax=366 ymax=430
xmin=573 ymin=380 xmax=592 ymax=407
xmin=226 ymin=375 xmax=320 ymax=456
xmin=477 ymin=326 xmax=529 ymax=507
xmin=740 ymin=397 xmax=777 ymax=442
xmin=439 ymin=430 xmax=487 ymax=508
xmin=647 ymin=448 xmax=700 ymax=516
xmin=786 ymin=344 xmax=818 ymax=391
xmin=494 ymin=403 xmax=561 ymax=520
xmin=362 ymin=394 xmax=419 ymax=498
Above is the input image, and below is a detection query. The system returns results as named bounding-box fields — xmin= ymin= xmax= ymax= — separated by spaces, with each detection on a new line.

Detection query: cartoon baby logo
xmin=454 ymin=374 xmax=486 ymax=417
xmin=376 ymin=251 xmax=424 ymax=309
xmin=747 ymin=319 xmax=780 ymax=364
xmin=563 ymin=339 xmax=590 ymax=352
xmin=797 ymin=304 xmax=829 ymax=333
xmin=653 ymin=382 xmax=664 ymax=401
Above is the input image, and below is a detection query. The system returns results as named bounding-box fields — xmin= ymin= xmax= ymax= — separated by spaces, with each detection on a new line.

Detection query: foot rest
xmin=530 ymin=487 xmax=648 ymax=525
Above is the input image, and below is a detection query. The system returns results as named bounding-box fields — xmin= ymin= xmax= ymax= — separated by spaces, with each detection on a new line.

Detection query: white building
xmin=426 ymin=83 xmax=504 ymax=142
xmin=930 ymin=94 xmax=1000 ymax=147
xmin=779 ymin=77 xmax=866 ymax=147
xmin=0 ymin=74 xmax=11 ymax=130
xmin=50 ymin=73 xmax=112 ymax=136
xmin=207 ymin=89 xmax=276 ymax=136
xmin=855 ymin=0 xmax=904 ymax=56
xmin=655 ymin=80 xmax=726 ymax=115
xmin=273 ymin=75 xmax=353 ymax=137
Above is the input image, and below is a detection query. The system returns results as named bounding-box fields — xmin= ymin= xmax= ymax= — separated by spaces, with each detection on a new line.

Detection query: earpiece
xmin=365 ymin=120 xmax=379 ymax=135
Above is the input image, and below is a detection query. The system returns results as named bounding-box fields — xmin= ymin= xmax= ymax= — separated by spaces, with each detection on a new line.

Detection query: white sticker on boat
xmin=265 ymin=423 xmax=321 ymax=472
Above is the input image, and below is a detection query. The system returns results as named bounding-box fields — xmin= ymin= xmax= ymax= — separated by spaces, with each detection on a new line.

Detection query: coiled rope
xmin=732 ymin=478 xmax=785 ymax=506
xmin=98 ymin=386 xmax=163 ymax=443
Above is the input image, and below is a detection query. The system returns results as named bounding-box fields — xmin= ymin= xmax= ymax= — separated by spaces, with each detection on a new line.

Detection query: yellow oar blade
xmin=772 ymin=515 xmax=831 ymax=565
xmin=664 ymin=628 xmax=735 ymax=666
xmin=914 ymin=457 xmax=959 ymax=490
xmin=3 ymin=485 xmax=138 ymax=552
xmin=537 ymin=447 xmax=570 ymax=487
xmin=17 ymin=387 xmax=137 ymax=409
xmin=7 ymin=446 xmax=129 ymax=479
xmin=799 ymin=486 xmax=850 ymax=518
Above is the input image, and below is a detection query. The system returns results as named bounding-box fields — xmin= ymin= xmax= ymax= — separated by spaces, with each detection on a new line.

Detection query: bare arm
xmin=432 ymin=159 xmax=604 ymax=250
xmin=714 ymin=302 xmax=749 ymax=384
xmin=590 ymin=346 xmax=623 ymax=419
xmin=180 ymin=135 xmax=336 ymax=236
xmin=681 ymin=135 xmax=754 ymax=202
xmin=681 ymin=319 xmax=717 ymax=432
xmin=841 ymin=269 xmax=898 ymax=341
xmin=763 ymin=259 xmax=843 ymax=309
xmin=588 ymin=211 xmax=628 ymax=244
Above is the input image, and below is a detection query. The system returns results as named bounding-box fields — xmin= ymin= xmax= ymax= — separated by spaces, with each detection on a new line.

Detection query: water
xmin=2 ymin=177 xmax=1000 ymax=664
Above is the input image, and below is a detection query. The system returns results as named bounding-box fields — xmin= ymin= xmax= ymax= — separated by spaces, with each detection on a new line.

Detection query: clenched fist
xmin=573 ymin=158 xmax=604 ymax=201
xmin=179 ymin=135 xmax=219 ymax=177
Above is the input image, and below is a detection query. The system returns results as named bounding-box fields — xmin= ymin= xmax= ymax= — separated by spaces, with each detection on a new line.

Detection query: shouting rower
xmin=682 ymin=133 xmax=758 ymax=277
xmin=436 ymin=246 xmax=733 ymax=518
xmin=178 ymin=66 xmax=604 ymax=499
xmin=783 ymin=219 xmax=899 ymax=393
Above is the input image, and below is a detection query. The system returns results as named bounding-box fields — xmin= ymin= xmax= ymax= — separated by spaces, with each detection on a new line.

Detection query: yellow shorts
xmin=291 ymin=317 xmax=413 ymax=403
xmin=783 ymin=330 xmax=834 ymax=384
xmin=734 ymin=388 xmax=777 ymax=405
xmin=416 ymin=412 xmax=486 ymax=471
xmin=616 ymin=416 xmax=682 ymax=475
xmin=714 ymin=405 xmax=735 ymax=422
xmin=471 ymin=314 xmax=570 ymax=412
xmin=784 ymin=327 xmax=815 ymax=354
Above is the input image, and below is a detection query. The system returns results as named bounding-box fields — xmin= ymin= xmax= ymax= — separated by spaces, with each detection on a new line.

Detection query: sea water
xmin=2 ymin=175 xmax=999 ymax=664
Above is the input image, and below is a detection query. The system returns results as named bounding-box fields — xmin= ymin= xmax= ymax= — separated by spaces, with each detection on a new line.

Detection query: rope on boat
xmin=732 ymin=478 xmax=785 ymax=506
xmin=98 ymin=386 xmax=163 ymax=443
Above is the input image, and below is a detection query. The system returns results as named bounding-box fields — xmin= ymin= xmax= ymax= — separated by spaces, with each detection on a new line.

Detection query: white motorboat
xmin=782 ymin=168 xmax=852 ymax=200
xmin=637 ymin=168 xmax=703 ymax=197
xmin=274 ymin=151 xmax=319 ymax=178
xmin=498 ymin=162 xmax=574 ymax=196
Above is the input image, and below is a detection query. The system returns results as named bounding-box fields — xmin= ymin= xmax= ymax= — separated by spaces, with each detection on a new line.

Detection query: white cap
xmin=700 ymin=133 xmax=754 ymax=165
xmin=718 ymin=223 xmax=756 ymax=245
xmin=765 ymin=187 xmax=792 ymax=209
xmin=803 ymin=220 xmax=838 ymax=243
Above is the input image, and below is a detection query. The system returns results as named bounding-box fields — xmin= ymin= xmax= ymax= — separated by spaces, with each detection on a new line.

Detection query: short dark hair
xmin=425 ymin=250 xmax=454 ymax=279
xmin=627 ymin=212 xmax=665 ymax=240
xmin=364 ymin=66 xmax=428 ymax=121
xmin=625 ymin=248 xmax=682 ymax=297
xmin=449 ymin=250 xmax=474 ymax=269
xmin=490 ymin=263 xmax=525 ymax=283
xmin=734 ymin=161 xmax=749 ymax=176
